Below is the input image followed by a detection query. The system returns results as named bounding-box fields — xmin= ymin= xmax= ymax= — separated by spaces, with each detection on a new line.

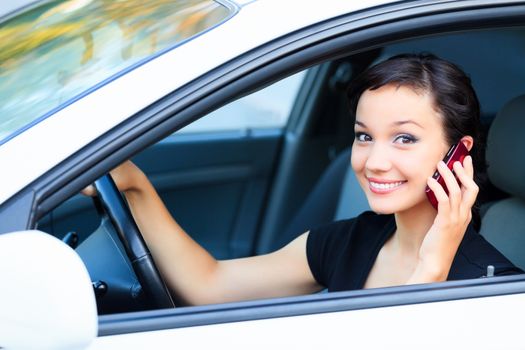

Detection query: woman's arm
xmin=90 ymin=161 xmax=322 ymax=305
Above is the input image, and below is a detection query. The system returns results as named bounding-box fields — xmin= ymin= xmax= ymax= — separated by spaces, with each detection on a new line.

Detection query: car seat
xmin=273 ymin=148 xmax=369 ymax=250
xmin=479 ymin=94 xmax=525 ymax=270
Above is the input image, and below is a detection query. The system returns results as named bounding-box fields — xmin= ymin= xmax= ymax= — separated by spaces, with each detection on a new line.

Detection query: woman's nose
xmin=365 ymin=144 xmax=392 ymax=172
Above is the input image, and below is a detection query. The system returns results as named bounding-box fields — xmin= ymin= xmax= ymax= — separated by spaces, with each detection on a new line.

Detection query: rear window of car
xmin=0 ymin=0 xmax=235 ymax=145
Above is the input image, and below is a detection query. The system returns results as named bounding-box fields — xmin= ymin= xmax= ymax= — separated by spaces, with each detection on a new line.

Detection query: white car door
xmin=91 ymin=292 xmax=525 ymax=349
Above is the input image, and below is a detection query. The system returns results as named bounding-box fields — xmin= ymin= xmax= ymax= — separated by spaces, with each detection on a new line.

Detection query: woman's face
xmin=351 ymin=84 xmax=450 ymax=214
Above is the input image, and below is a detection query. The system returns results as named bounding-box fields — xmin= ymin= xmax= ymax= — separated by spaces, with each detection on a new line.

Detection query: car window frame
xmin=29 ymin=0 xmax=525 ymax=221
xmin=2 ymin=0 xmax=525 ymax=335
xmin=176 ymin=69 xmax=307 ymax=134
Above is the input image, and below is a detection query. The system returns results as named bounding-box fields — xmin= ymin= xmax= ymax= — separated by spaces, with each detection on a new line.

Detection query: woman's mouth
xmin=367 ymin=178 xmax=407 ymax=194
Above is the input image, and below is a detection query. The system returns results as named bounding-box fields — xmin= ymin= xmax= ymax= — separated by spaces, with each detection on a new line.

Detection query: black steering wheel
xmin=94 ymin=174 xmax=175 ymax=309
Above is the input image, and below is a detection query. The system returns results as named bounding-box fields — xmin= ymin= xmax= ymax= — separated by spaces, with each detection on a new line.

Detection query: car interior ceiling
xmin=35 ymin=26 xmax=525 ymax=314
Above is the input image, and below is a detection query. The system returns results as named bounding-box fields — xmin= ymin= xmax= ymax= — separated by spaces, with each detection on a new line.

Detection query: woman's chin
xmin=368 ymin=196 xmax=433 ymax=215
xmin=368 ymin=203 xmax=397 ymax=215
xmin=367 ymin=198 xmax=418 ymax=215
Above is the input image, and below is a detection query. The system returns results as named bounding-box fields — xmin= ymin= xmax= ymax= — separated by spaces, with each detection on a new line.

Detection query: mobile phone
xmin=425 ymin=141 xmax=470 ymax=209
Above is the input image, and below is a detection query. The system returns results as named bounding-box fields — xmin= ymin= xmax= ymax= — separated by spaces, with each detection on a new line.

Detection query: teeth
xmin=370 ymin=181 xmax=404 ymax=189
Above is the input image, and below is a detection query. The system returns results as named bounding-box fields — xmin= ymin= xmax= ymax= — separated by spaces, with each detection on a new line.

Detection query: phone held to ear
xmin=425 ymin=141 xmax=470 ymax=210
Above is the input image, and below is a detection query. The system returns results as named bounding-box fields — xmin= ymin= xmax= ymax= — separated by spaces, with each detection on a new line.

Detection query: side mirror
xmin=0 ymin=231 xmax=97 ymax=349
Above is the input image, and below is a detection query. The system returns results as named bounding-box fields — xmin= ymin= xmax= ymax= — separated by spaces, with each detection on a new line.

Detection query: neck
xmin=392 ymin=200 xmax=437 ymax=257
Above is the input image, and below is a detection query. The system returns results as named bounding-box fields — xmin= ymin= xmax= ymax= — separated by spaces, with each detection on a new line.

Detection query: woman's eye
xmin=355 ymin=132 xmax=372 ymax=142
xmin=393 ymin=134 xmax=418 ymax=144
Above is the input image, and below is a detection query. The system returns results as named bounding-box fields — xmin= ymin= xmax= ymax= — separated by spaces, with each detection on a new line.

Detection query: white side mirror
xmin=0 ymin=230 xmax=97 ymax=349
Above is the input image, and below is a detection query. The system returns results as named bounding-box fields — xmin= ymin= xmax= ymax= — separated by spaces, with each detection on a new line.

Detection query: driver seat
xmin=272 ymin=148 xmax=369 ymax=251
xmin=479 ymin=94 xmax=525 ymax=270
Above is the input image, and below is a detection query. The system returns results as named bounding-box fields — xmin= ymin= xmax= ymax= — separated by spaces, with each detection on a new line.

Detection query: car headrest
xmin=486 ymin=94 xmax=525 ymax=200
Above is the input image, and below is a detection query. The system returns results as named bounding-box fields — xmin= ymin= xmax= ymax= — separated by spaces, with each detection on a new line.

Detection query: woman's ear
xmin=461 ymin=136 xmax=474 ymax=151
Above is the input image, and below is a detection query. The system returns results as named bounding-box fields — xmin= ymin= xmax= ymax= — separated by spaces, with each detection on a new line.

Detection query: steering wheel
xmin=94 ymin=174 xmax=175 ymax=309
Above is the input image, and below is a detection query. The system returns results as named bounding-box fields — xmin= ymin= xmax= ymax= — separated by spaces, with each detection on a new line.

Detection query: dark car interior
xmin=37 ymin=26 xmax=525 ymax=314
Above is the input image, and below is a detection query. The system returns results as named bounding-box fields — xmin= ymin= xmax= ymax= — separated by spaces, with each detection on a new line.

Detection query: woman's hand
xmin=410 ymin=155 xmax=479 ymax=283
xmin=82 ymin=160 xmax=146 ymax=196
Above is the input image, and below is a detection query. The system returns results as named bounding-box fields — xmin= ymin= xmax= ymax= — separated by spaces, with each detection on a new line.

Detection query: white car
xmin=1 ymin=0 xmax=525 ymax=349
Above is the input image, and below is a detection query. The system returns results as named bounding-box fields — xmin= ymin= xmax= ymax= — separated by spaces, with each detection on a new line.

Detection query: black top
xmin=306 ymin=211 xmax=523 ymax=291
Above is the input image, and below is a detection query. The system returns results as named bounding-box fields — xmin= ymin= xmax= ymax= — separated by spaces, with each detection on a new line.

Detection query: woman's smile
xmin=367 ymin=177 xmax=407 ymax=194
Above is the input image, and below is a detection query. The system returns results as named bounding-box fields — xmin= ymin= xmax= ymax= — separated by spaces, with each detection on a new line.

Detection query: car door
xmin=92 ymin=288 xmax=525 ymax=349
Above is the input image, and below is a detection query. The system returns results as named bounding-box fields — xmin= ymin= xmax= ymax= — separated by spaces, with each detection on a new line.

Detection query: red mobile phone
xmin=425 ymin=141 xmax=470 ymax=209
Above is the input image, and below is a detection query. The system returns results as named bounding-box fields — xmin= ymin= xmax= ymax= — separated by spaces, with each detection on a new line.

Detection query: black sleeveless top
xmin=306 ymin=211 xmax=522 ymax=291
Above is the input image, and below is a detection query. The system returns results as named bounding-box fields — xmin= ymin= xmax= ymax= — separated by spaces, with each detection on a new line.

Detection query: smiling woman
xmin=349 ymin=54 xmax=484 ymax=226
xmin=0 ymin=0 xmax=234 ymax=144
xmin=307 ymin=54 xmax=522 ymax=292
xmin=81 ymin=53 xmax=522 ymax=307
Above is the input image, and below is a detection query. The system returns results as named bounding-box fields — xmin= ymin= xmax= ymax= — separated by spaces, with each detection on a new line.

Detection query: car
xmin=1 ymin=0 xmax=525 ymax=348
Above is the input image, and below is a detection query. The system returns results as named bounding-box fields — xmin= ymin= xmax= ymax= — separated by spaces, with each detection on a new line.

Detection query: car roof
xmin=0 ymin=0 xmax=397 ymax=205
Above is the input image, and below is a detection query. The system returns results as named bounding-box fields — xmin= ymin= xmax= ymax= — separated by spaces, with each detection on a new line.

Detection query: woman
xmin=86 ymin=54 xmax=521 ymax=305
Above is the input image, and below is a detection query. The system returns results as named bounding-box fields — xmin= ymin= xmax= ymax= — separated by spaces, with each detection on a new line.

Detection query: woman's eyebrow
xmin=354 ymin=120 xmax=423 ymax=129
xmin=392 ymin=120 xmax=424 ymax=129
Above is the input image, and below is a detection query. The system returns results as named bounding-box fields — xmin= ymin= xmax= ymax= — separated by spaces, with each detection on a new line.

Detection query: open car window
xmin=179 ymin=71 xmax=306 ymax=134
xmin=35 ymin=25 xmax=525 ymax=318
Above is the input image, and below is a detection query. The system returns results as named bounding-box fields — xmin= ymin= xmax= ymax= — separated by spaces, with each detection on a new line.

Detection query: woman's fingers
xmin=461 ymin=154 xmax=474 ymax=179
xmin=80 ymin=161 xmax=142 ymax=197
xmin=429 ymin=155 xmax=478 ymax=222
xmin=437 ymin=160 xmax=461 ymax=211
xmin=453 ymin=156 xmax=479 ymax=208
xmin=453 ymin=155 xmax=475 ymax=188
xmin=427 ymin=175 xmax=450 ymax=216
xmin=81 ymin=184 xmax=97 ymax=197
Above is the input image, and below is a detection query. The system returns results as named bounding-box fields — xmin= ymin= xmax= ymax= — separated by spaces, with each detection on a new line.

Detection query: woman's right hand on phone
xmin=409 ymin=155 xmax=478 ymax=283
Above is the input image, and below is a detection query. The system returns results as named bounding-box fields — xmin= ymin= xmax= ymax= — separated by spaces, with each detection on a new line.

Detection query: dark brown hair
xmin=347 ymin=53 xmax=486 ymax=230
